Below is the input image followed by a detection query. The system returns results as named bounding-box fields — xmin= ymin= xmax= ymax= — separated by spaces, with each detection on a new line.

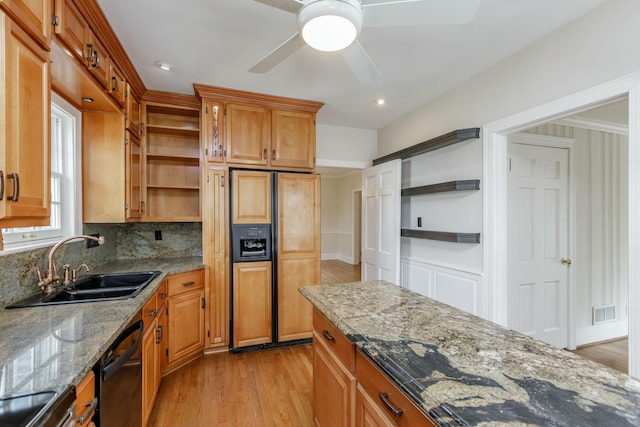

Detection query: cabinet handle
xmin=322 ymin=329 xmax=335 ymax=342
xmin=77 ymin=397 xmax=98 ymax=425
xmin=272 ymin=149 xmax=276 ymax=161
xmin=182 ymin=281 xmax=196 ymax=287
xmin=160 ymin=292 xmax=167 ymax=299
xmin=201 ymin=297 xmax=206 ymax=309
xmin=0 ymin=170 xmax=4 ymax=200
xmin=147 ymin=308 xmax=157 ymax=317
xmin=111 ymin=75 xmax=118 ymax=92
xmin=379 ymin=392 xmax=403 ymax=418
xmin=140 ymin=200 xmax=145 ymax=212
xmin=7 ymin=173 xmax=19 ymax=201
xmin=263 ymin=148 xmax=267 ymax=160
xmin=92 ymin=50 xmax=99 ymax=68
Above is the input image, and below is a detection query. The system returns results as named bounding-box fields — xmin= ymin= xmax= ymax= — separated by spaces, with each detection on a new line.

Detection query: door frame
xmin=484 ymin=71 xmax=640 ymax=378
xmin=507 ymin=133 xmax=577 ymax=349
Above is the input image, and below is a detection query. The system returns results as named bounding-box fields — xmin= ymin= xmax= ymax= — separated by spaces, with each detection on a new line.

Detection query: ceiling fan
xmin=249 ymin=0 xmax=480 ymax=83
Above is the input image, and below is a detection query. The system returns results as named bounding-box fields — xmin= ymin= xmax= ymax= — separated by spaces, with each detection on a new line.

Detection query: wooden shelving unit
xmin=401 ymin=229 xmax=481 ymax=244
xmin=143 ymin=103 xmax=201 ymax=221
xmin=401 ymin=179 xmax=480 ymax=197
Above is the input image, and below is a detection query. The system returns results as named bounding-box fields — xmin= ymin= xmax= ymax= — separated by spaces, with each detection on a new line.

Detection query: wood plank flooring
xmin=570 ymin=338 xmax=628 ymax=374
xmin=320 ymin=259 xmax=361 ymax=284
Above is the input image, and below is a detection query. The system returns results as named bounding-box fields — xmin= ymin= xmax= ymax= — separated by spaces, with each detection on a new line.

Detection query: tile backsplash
xmin=0 ymin=222 xmax=202 ymax=307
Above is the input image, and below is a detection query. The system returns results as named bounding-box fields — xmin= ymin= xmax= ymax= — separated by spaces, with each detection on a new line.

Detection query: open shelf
xmin=146 ymin=185 xmax=199 ymax=190
xmin=147 ymin=153 xmax=200 ymax=163
xmin=401 ymin=229 xmax=480 ymax=244
xmin=146 ymin=124 xmax=199 ymax=137
xmin=402 ymin=180 xmax=480 ymax=197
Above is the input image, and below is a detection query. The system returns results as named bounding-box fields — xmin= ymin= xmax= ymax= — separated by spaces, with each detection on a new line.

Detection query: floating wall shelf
xmin=372 ymin=128 xmax=480 ymax=166
xmin=401 ymin=180 xmax=480 ymax=197
xmin=401 ymin=229 xmax=481 ymax=244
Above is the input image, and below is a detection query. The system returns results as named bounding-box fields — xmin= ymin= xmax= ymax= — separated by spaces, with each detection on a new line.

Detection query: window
xmin=2 ymin=94 xmax=81 ymax=251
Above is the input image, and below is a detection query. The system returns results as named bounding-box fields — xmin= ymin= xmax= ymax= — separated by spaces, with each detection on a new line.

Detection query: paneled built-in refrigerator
xmin=230 ymin=169 xmax=320 ymax=350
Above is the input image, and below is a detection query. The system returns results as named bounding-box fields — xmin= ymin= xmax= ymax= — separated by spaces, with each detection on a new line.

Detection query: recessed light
xmin=376 ymin=98 xmax=385 ymax=106
xmin=155 ymin=61 xmax=173 ymax=71
xmin=82 ymin=97 xmax=94 ymax=103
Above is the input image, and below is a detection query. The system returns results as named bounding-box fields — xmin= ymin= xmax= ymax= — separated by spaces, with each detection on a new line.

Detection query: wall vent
xmin=592 ymin=304 xmax=616 ymax=325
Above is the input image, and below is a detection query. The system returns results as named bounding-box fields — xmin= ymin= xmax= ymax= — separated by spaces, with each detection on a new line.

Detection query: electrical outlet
xmin=155 ymin=230 xmax=163 ymax=241
xmin=86 ymin=233 xmax=101 ymax=248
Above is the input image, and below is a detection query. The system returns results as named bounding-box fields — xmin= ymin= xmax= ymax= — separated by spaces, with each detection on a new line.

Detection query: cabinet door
xmin=314 ymin=331 xmax=356 ymax=427
xmin=356 ymin=384 xmax=395 ymax=427
xmin=168 ymin=288 xmax=205 ymax=364
xmin=0 ymin=0 xmax=50 ymax=48
xmin=231 ymin=170 xmax=271 ymax=224
xmin=142 ymin=318 xmax=158 ymax=426
xmin=204 ymin=168 xmax=228 ymax=347
xmin=125 ymin=131 xmax=143 ymax=219
xmin=53 ymin=0 xmax=89 ymax=65
xmin=108 ymin=60 xmax=126 ymax=107
xmin=125 ymin=83 xmax=141 ymax=135
xmin=225 ymin=103 xmax=269 ymax=165
xmin=74 ymin=370 xmax=96 ymax=426
xmin=277 ymin=173 xmax=320 ymax=341
xmin=0 ymin=12 xmax=50 ymax=226
xmin=232 ymin=261 xmax=272 ymax=348
xmin=158 ymin=302 xmax=168 ymax=376
xmin=203 ymin=99 xmax=224 ymax=163
xmin=271 ymin=109 xmax=316 ymax=170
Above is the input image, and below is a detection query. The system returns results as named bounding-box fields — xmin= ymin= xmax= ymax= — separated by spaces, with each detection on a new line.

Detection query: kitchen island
xmin=300 ymin=280 xmax=640 ymax=426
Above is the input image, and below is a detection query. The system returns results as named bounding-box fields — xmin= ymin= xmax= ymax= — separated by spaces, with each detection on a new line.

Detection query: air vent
xmin=592 ymin=304 xmax=616 ymax=325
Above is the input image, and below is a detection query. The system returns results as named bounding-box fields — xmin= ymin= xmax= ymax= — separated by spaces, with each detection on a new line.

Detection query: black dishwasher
xmin=94 ymin=313 xmax=143 ymax=427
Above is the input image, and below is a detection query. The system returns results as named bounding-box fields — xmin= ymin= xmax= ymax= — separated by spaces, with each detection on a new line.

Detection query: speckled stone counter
xmin=300 ymin=280 xmax=640 ymax=426
xmin=0 ymin=257 xmax=203 ymax=397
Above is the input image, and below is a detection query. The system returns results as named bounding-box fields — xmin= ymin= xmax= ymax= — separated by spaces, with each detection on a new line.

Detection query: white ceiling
xmin=97 ymin=0 xmax=608 ymax=131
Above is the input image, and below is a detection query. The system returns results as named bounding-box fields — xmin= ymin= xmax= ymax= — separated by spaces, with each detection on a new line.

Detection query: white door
xmin=362 ymin=160 xmax=401 ymax=284
xmin=507 ymin=142 xmax=570 ymax=348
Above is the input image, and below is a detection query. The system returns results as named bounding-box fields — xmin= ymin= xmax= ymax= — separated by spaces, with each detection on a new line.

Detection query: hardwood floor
xmin=570 ymin=338 xmax=628 ymax=374
xmin=321 ymin=259 xmax=361 ymax=284
xmin=149 ymin=345 xmax=314 ymax=426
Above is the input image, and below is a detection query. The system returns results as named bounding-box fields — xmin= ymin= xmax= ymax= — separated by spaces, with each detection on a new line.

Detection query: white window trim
xmin=1 ymin=93 xmax=82 ymax=253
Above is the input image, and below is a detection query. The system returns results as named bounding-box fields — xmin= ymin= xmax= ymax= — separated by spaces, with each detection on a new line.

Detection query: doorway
xmin=485 ymin=77 xmax=639 ymax=378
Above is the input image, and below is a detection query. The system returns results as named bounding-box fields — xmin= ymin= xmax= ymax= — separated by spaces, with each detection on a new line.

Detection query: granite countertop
xmin=300 ymin=280 xmax=640 ymax=426
xmin=0 ymin=257 xmax=203 ymax=398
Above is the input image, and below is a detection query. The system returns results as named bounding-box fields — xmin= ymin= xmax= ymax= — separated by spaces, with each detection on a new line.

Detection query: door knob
xmin=561 ymin=257 xmax=572 ymax=266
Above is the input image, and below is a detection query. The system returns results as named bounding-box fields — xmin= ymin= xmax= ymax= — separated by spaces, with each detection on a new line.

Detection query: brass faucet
xmin=36 ymin=235 xmax=105 ymax=293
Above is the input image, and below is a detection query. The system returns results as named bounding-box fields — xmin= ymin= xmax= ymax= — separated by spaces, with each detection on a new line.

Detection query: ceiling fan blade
xmin=249 ymin=33 xmax=306 ymax=73
xmin=340 ymin=40 xmax=380 ymax=84
xmin=362 ymin=0 xmax=480 ymax=27
xmin=254 ymin=0 xmax=304 ymax=14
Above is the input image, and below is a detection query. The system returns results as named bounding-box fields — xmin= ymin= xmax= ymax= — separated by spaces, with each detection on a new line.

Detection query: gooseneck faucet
xmin=36 ymin=234 xmax=105 ymax=293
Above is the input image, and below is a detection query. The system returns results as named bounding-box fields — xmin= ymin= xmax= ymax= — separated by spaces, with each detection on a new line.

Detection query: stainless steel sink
xmin=6 ymin=271 xmax=161 ymax=308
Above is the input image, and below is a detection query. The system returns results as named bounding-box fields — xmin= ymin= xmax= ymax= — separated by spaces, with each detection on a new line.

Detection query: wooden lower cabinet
xmin=232 ymin=261 xmax=272 ymax=348
xmin=356 ymin=384 xmax=395 ymax=427
xmin=313 ymin=330 xmax=356 ymax=427
xmin=166 ymin=269 xmax=205 ymax=372
xmin=313 ymin=308 xmax=437 ymax=427
xmin=141 ymin=281 xmax=167 ymax=426
xmin=74 ymin=370 xmax=97 ymax=426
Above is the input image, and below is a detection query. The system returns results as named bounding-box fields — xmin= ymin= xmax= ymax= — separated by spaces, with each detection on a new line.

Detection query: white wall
xmin=320 ymin=172 xmax=362 ymax=263
xmin=525 ymin=124 xmax=629 ymax=345
xmin=380 ymin=0 xmax=640 ymax=322
xmin=316 ymin=124 xmax=377 ymax=166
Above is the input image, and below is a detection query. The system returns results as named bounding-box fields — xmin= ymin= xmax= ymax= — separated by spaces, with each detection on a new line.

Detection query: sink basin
xmin=5 ymin=271 xmax=161 ymax=308
xmin=0 ymin=385 xmax=75 ymax=427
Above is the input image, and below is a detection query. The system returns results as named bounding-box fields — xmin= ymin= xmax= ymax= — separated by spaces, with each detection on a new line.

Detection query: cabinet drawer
xmin=355 ymin=350 xmax=436 ymax=427
xmin=143 ymin=280 xmax=168 ymax=323
xmin=313 ymin=309 xmax=354 ymax=372
xmin=167 ymin=269 xmax=204 ymax=297
xmin=75 ymin=370 xmax=96 ymax=426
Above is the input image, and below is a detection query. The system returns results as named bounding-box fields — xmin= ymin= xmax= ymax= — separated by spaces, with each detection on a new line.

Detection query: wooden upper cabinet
xmin=202 ymin=99 xmax=224 ymax=163
xmin=125 ymin=83 xmax=141 ymax=135
xmin=125 ymin=131 xmax=143 ymax=219
xmin=86 ymin=31 xmax=109 ymax=88
xmin=108 ymin=60 xmax=126 ymax=107
xmin=53 ymin=0 xmax=89 ymax=64
xmin=271 ymin=109 xmax=316 ymax=170
xmin=232 ymin=170 xmax=271 ymax=224
xmin=0 ymin=11 xmax=50 ymax=226
xmin=226 ymin=103 xmax=269 ymax=165
xmin=0 ymin=0 xmax=50 ymax=49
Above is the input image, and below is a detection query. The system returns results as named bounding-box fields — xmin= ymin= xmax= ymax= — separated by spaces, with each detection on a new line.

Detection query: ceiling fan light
xmin=298 ymin=0 xmax=363 ymax=52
